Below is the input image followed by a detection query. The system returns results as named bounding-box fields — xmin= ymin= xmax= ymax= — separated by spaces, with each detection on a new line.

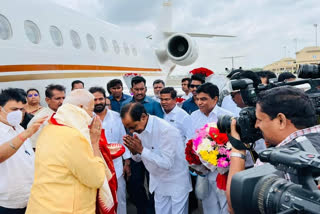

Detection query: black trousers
xmin=127 ymin=159 xmax=155 ymax=214
xmin=0 ymin=206 xmax=26 ymax=214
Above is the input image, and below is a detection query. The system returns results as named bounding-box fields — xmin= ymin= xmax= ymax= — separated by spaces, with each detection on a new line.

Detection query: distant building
xmin=263 ymin=57 xmax=296 ymax=73
xmin=263 ymin=46 xmax=320 ymax=74
xmin=296 ymin=46 xmax=320 ymax=65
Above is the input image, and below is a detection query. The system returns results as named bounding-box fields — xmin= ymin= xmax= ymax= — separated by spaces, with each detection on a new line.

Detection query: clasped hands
xmin=123 ymin=134 xmax=143 ymax=155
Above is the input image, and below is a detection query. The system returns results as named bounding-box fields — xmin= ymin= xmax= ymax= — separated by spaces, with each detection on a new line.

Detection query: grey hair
xmin=63 ymin=89 xmax=94 ymax=108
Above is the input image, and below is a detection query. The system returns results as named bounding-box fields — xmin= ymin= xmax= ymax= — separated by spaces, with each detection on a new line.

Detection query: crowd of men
xmin=1 ymin=68 xmax=320 ymax=214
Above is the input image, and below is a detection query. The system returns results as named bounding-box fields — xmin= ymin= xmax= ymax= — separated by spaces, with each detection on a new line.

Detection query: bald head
xmin=120 ymin=103 xmax=148 ymax=134
xmin=64 ymin=89 xmax=95 ymax=117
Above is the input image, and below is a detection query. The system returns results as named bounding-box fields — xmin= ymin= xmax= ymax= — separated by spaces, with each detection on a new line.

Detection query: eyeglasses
xmin=27 ymin=93 xmax=39 ymax=97
xmin=190 ymin=84 xmax=201 ymax=89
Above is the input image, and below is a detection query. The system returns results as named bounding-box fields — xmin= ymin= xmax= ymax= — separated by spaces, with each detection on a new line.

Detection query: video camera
xmin=217 ymin=64 xmax=320 ymax=146
xmin=231 ymin=139 xmax=320 ymax=214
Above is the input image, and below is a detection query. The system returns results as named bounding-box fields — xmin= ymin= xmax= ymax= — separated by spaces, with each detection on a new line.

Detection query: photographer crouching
xmin=226 ymin=86 xmax=320 ymax=214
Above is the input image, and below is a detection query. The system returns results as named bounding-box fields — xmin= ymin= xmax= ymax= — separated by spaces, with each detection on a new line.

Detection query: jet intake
xmin=166 ymin=33 xmax=198 ymax=66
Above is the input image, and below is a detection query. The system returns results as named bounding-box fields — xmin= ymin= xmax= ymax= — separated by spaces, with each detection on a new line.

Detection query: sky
xmin=49 ymin=0 xmax=320 ymax=75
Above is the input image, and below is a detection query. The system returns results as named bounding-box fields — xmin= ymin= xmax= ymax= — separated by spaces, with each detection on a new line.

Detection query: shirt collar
xmin=199 ymin=105 xmax=219 ymax=117
xmin=131 ymin=96 xmax=150 ymax=104
xmin=0 ymin=121 xmax=15 ymax=133
xmin=144 ymin=115 xmax=153 ymax=134
xmin=277 ymin=124 xmax=320 ymax=147
xmin=110 ymin=93 xmax=129 ymax=101
xmin=164 ymin=105 xmax=178 ymax=115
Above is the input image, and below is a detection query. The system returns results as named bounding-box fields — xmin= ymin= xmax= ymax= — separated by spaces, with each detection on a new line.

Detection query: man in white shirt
xmin=89 ymin=87 xmax=131 ymax=214
xmin=190 ymin=83 xmax=233 ymax=214
xmin=181 ymin=77 xmax=192 ymax=100
xmin=0 ymin=88 xmax=47 ymax=214
xmin=152 ymin=79 xmax=165 ymax=103
xmin=28 ymin=84 xmax=66 ymax=149
xmin=160 ymin=87 xmax=192 ymax=144
xmin=121 ymin=103 xmax=192 ymax=214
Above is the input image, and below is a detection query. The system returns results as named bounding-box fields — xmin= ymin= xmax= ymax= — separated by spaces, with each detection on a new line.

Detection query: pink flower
xmin=217 ymin=157 xmax=230 ymax=168
xmin=226 ymin=151 xmax=231 ymax=159
xmin=193 ymin=136 xmax=202 ymax=151
xmin=218 ymin=147 xmax=228 ymax=155
xmin=195 ymin=127 xmax=207 ymax=140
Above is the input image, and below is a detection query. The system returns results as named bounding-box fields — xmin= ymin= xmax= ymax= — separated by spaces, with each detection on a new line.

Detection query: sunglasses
xmin=190 ymin=84 xmax=201 ymax=89
xmin=27 ymin=93 xmax=39 ymax=97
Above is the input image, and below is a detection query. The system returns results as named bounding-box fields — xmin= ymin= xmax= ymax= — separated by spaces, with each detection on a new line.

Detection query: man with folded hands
xmin=121 ymin=102 xmax=192 ymax=214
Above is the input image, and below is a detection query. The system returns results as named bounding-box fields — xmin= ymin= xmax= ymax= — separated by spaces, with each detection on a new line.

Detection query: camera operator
xmin=229 ymin=71 xmax=266 ymax=166
xmin=226 ymin=86 xmax=320 ymax=214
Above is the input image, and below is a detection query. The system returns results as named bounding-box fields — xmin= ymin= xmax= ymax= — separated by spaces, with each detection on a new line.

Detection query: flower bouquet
xmin=123 ymin=73 xmax=141 ymax=90
xmin=185 ymin=122 xmax=232 ymax=190
xmin=185 ymin=139 xmax=209 ymax=175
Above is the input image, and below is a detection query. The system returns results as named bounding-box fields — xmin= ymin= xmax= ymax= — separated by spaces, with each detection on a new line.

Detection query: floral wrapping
xmin=185 ymin=122 xmax=232 ymax=190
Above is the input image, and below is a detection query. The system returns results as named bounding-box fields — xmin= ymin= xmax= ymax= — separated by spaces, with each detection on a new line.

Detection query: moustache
xmin=94 ymin=104 xmax=105 ymax=112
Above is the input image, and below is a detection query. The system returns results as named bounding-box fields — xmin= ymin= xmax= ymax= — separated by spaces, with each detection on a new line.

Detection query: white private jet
xmin=0 ymin=0 xmax=234 ymax=97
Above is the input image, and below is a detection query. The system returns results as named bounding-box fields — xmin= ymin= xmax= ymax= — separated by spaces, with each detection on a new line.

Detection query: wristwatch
xmin=230 ymin=152 xmax=246 ymax=160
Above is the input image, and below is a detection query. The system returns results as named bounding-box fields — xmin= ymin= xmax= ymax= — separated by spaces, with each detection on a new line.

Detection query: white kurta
xmin=0 ymin=123 xmax=35 ymax=208
xmin=132 ymin=115 xmax=192 ymax=214
xmin=102 ymin=109 xmax=131 ymax=214
xmin=190 ymin=106 xmax=234 ymax=214
xmin=163 ymin=105 xmax=193 ymax=144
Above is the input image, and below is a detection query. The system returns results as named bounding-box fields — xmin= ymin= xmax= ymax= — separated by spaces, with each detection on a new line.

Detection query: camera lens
xmin=217 ymin=115 xmax=233 ymax=133
xmin=253 ymin=175 xmax=292 ymax=214
xmin=298 ymin=64 xmax=320 ymax=79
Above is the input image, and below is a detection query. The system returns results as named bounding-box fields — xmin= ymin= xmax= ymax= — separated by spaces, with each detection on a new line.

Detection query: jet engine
xmin=166 ymin=33 xmax=198 ymax=66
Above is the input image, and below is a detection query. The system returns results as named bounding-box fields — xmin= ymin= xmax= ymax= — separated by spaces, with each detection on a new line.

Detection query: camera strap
xmin=227 ymin=134 xmax=250 ymax=150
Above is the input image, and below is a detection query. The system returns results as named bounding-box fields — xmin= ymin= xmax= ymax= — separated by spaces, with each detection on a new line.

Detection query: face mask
xmin=1 ymin=107 xmax=23 ymax=127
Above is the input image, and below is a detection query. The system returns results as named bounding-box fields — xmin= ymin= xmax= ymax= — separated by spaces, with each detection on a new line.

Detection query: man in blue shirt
xmin=122 ymin=76 xmax=163 ymax=118
xmin=182 ymin=73 xmax=205 ymax=114
xmin=107 ymin=79 xmax=131 ymax=113
xmin=121 ymin=76 xmax=163 ymax=214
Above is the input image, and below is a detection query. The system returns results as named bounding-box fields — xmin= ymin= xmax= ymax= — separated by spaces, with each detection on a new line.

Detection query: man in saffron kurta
xmin=26 ymin=89 xmax=107 ymax=214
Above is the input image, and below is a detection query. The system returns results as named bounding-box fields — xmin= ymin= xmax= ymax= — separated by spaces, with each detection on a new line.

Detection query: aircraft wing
xmin=164 ymin=32 xmax=236 ymax=38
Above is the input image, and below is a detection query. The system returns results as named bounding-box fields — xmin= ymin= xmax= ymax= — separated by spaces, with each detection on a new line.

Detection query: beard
xmin=94 ymin=103 xmax=106 ymax=113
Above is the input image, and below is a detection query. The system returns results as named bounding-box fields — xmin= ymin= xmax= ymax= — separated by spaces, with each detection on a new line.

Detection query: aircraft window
xmin=131 ymin=45 xmax=138 ymax=56
xmin=123 ymin=42 xmax=130 ymax=56
xmin=100 ymin=37 xmax=108 ymax=52
xmin=50 ymin=26 xmax=63 ymax=47
xmin=86 ymin=33 xmax=96 ymax=51
xmin=0 ymin=14 xmax=12 ymax=40
xmin=70 ymin=30 xmax=81 ymax=49
xmin=112 ymin=40 xmax=120 ymax=54
xmin=24 ymin=20 xmax=41 ymax=44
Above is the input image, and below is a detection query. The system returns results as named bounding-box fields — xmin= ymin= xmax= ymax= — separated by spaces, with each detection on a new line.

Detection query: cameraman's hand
xmin=230 ymin=118 xmax=241 ymax=141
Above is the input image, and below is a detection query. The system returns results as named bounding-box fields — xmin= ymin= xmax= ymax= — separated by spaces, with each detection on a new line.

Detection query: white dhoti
xmin=202 ymin=171 xmax=229 ymax=214
xmin=154 ymin=191 xmax=189 ymax=214
xmin=116 ymin=175 xmax=127 ymax=214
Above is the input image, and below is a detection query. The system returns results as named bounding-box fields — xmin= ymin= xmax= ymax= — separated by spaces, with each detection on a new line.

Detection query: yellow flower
xmin=199 ymin=150 xmax=219 ymax=166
